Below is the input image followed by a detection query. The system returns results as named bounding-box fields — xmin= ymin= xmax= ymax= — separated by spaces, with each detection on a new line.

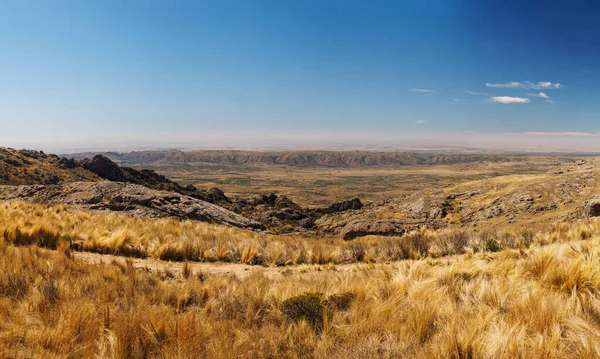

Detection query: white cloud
xmin=526 ymin=92 xmax=550 ymax=98
xmin=546 ymin=100 xmax=556 ymax=104
xmin=489 ymin=96 xmax=531 ymax=104
xmin=486 ymin=81 xmax=561 ymax=90
xmin=415 ymin=120 xmax=429 ymax=125
xmin=411 ymin=88 xmax=434 ymax=93
xmin=535 ymin=82 xmax=561 ymax=89
xmin=486 ymin=82 xmax=522 ymax=89
xmin=465 ymin=90 xmax=485 ymax=95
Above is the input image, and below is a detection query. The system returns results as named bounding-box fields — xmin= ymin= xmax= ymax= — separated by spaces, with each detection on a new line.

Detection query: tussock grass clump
xmin=3 ymin=224 xmax=61 ymax=249
xmin=281 ymin=292 xmax=356 ymax=333
xmin=0 ymin=272 xmax=29 ymax=299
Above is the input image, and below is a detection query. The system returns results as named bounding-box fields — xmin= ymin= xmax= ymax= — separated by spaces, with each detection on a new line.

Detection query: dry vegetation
xmin=3 ymin=216 xmax=600 ymax=357
xmin=5 ymin=200 xmax=600 ymax=357
xmin=2 ymin=200 xmax=593 ymax=267
xmin=141 ymin=159 xmax=562 ymax=206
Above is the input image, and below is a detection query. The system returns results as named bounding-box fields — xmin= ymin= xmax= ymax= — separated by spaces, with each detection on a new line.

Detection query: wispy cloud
xmin=526 ymin=92 xmax=550 ymax=98
xmin=486 ymin=82 xmax=522 ymax=89
xmin=486 ymin=81 xmax=561 ymax=90
xmin=489 ymin=96 xmax=531 ymax=104
xmin=415 ymin=120 xmax=429 ymax=125
xmin=546 ymin=100 xmax=556 ymax=104
xmin=580 ymin=68 xmax=594 ymax=73
xmin=411 ymin=88 xmax=434 ymax=93
xmin=464 ymin=90 xmax=485 ymax=95
xmin=512 ymin=132 xmax=597 ymax=137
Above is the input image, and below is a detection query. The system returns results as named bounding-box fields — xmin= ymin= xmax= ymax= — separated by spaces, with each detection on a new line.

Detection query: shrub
xmin=282 ymin=292 xmax=327 ymax=332
xmin=327 ymin=292 xmax=356 ymax=311
xmin=0 ymin=273 xmax=29 ymax=299
xmin=483 ymin=238 xmax=501 ymax=253
xmin=281 ymin=292 xmax=356 ymax=333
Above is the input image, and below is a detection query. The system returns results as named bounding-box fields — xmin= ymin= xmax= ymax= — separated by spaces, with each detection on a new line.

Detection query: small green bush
xmin=327 ymin=292 xmax=356 ymax=311
xmin=282 ymin=292 xmax=326 ymax=332
xmin=483 ymin=238 xmax=501 ymax=252
xmin=281 ymin=292 xmax=356 ymax=332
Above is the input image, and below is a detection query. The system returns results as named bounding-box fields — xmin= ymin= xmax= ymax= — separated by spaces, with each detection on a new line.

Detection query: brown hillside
xmin=0 ymin=147 xmax=100 ymax=185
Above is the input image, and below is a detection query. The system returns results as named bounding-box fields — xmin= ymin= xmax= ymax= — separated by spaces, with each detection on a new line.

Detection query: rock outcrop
xmin=80 ymin=155 xmax=128 ymax=182
xmin=585 ymin=197 xmax=600 ymax=217
xmin=78 ymin=155 xmax=231 ymax=206
xmin=0 ymin=182 xmax=265 ymax=231
xmin=327 ymin=198 xmax=363 ymax=213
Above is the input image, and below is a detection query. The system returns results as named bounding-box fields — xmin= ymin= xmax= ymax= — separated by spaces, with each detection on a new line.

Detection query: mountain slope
xmin=0 ymin=148 xmax=100 ymax=184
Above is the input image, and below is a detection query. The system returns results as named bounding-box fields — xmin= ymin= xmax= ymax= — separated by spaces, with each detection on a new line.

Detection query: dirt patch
xmin=72 ymin=251 xmax=375 ymax=279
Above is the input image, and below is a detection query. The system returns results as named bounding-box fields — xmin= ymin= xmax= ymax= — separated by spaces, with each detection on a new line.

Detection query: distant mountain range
xmin=64 ymin=149 xmax=527 ymax=167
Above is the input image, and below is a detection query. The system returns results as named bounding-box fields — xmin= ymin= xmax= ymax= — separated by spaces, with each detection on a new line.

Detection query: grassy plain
xmin=132 ymin=157 xmax=568 ymax=206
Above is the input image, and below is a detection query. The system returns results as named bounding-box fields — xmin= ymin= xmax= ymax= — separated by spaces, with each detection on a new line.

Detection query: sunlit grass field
xmin=3 ymin=200 xmax=595 ymax=267
xmin=3 ymin=213 xmax=600 ymax=357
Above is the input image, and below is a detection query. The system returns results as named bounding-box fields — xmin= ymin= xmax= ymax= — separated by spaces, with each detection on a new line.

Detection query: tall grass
xmin=3 ymin=227 xmax=600 ymax=357
xmin=2 ymin=200 xmax=600 ymax=267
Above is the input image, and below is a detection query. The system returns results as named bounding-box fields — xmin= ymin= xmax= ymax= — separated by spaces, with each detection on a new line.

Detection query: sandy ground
xmin=73 ymin=251 xmax=383 ymax=279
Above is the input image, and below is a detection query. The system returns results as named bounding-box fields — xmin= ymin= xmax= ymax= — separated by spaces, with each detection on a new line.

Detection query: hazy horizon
xmin=6 ymin=130 xmax=600 ymax=155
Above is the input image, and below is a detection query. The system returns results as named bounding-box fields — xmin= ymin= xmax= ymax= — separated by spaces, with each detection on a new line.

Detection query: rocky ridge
xmin=0 ymin=182 xmax=265 ymax=230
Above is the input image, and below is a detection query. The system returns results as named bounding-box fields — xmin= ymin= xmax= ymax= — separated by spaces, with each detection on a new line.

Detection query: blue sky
xmin=1 ymin=0 xmax=600 ymax=151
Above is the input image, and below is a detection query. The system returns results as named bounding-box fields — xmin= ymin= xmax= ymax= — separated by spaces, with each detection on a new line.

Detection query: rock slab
xmin=0 ymin=182 xmax=265 ymax=231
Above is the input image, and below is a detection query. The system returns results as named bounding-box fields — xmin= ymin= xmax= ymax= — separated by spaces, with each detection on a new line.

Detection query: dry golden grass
xmin=3 ymin=200 xmax=600 ymax=268
xmin=3 ymin=217 xmax=600 ymax=357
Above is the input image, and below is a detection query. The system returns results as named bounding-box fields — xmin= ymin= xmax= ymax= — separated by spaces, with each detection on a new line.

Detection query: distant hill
xmin=65 ymin=150 xmax=526 ymax=167
xmin=0 ymin=147 xmax=100 ymax=185
xmin=0 ymin=147 xmax=229 ymax=202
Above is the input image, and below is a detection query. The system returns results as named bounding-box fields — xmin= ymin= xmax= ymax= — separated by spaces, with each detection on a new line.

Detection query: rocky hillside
xmin=0 ymin=148 xmax=227 ymax=203
xmin=0 ymin=182 xmax=265 ymax=231
xmin=0 ymin=149 xmax=365 ymax=234
xmin=0 ymin=148 xmax=100 ymax=185
xmin=66 ymin=150 xmax=526 ymax=167
xmin=78 ymin=154 xmax=230 ymax=204
xmin=316 ymin=158 xmax=599 ymax=237
xmin=0 ymin=148 xmax=268 ymax=230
